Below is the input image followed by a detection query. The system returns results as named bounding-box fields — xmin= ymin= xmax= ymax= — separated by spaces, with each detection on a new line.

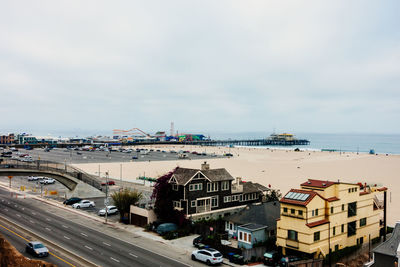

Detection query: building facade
xmin=168 ymin=162 xmax=267 ymax=220
xmin=277 ymin=179 xmax=386 ymax=259
xmin=0 ymin=133 xmax=15 ymax=144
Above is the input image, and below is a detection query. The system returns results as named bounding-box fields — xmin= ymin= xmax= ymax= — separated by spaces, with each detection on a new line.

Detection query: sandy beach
xmin=73 ymin=145 xmax=400 ymax=226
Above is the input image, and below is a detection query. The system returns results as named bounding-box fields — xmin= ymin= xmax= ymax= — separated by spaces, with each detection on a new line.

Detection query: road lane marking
xmin=16 ymin=214 xmax=21 ymax=217
xmin=110 ymin=257 xmax=120 ymax=263
xmin=62 ymin=225 xmax=68 ymax=228
xmin=32 ymin=212 xmax=36 ymax=215
xmin=80 ymin=233 xmax=87 ymax=237
xmin=85 ymin=245 xmax=93 ymax=250
xmin=14 ymin=205 xmax=17 ymax=207
xmin=46 ymin=218 xmax=51 ymax=221
xmin=22 ymin=208 xmax=24 ymax=210
xmin=129 ymin=253 xmax=138 ymax=258
xmin=45 ymin=227 xmax=51 ymax=231
xmin=0 ymin=223 xmax=75 ymax=266
xmin=29 ymin=220 xmax=34 ymax=224
xmin=103 ymin=242 xmax=111 ymax=246
xmin=4 ymin=209 xmax=8 ymax=211
xmin=64 ymin=236 xmax=70 ymax=240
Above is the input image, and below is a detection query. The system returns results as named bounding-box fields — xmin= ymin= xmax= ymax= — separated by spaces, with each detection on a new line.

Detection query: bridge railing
xmin=0 ymin=158 xmax=102 ymax=189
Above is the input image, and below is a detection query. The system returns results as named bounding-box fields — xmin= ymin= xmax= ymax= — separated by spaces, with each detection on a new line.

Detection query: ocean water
xmin=209 ymin=132 xmax=400 ymax=155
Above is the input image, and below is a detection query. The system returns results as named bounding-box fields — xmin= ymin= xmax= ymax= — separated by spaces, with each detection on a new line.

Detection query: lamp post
xmin=120 ymin=164 xmax=122 ymax=189
xmin=105 ymin=171 xmax=109 ymax=224
xmin=8 ymin=176 xmax=13 ymax=188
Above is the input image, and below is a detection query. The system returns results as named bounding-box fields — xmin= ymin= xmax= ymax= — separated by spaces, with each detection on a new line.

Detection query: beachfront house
xmin=276 ymin=179 xmax=387 ymax=259
xmin=224 ymin=201 xmax=280 ymax=249
xmin=168 ymin=162 xmax=267 ymax=220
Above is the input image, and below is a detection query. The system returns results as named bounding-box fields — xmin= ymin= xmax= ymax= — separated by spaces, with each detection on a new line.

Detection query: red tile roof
xmin=326 ymin=196 xmax=340 ymax=202
xmin=377 ymin=187 xmax=388 ymax=191
xmin=280 ymin=189 xmax=321 ymax=206
xmin=306 ymin=219 xmax=329 ymax=228
xmin=301 ymin=179 xmax=337 ymax=188
xmin=359 ymin=191 xmax=370 ymax=196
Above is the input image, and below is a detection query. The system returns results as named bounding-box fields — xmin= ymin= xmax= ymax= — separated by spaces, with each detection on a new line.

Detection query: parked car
xmin=40 ymin=178 xmax=55 ymax=184
xmin=98 ymin=205 xmax=118 ymax=216
xmin=101 ymin=180 xmax=115 ymax=186
xmin=25 ymin=241 xmax=49 ymax=257
xmin=72 ymin=200 xmax=95 ymax=209
xmin=279 ymin=255 xmax=301 ymax=267
xmin=224 ymin=153 xmax=233 ymax=157
xmin=63 ymin=197 xmax=82 ymax=205
xmin=132 ymin=156 xmax=138 ymax=159
xmin=263 ymin=251 xmax=280 ymax=266
xmin=193 ymin=235 xmax=204 ymax=248
xmin=28 ymin=176 xmax=41 ymax=181
xmin=191 ymin=248 xmax=223 ymax=265
xmin=156 ymin=223 xmax=178 ymax=235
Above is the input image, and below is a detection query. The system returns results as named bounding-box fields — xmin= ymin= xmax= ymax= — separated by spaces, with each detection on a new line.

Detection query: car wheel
xmin=206 ymin=259 xmax=211 ymax=265
xmin=89 ymin=204 xmax=93 ymax=208
xmin=76 ymin=206 xmax=80 ymax=209
xmin=191 ymin=254 xmax=196 ymax=261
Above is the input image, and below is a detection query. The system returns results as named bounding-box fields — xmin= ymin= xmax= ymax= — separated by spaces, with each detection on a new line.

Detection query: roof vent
xmin=307 ymin=181 xmax=311 ymax=184
xmin=322 ymin=183 xmax=326 ymax=186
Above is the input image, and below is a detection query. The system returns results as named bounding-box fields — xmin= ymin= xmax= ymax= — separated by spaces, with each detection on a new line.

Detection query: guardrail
xmin=0 ymin=158 xmax=102 ymax=190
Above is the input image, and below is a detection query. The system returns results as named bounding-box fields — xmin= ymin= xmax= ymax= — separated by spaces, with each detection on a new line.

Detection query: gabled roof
xmin=225 ymin=201 xmax=280 ymax=227
xmin=280 ymin=189 xmax=323 ymax=207
xmin=238 ymin=223 xmax=268 ymax=232
xmin=242 ymin=181 xmax=268 ymax=194
xmin=301 ymin=179 xmax=337 ymax=188
xmin=373 ymin=222 xmax=400 ymax=257
xmin=171 ymin=167 xmax=234 ymax=185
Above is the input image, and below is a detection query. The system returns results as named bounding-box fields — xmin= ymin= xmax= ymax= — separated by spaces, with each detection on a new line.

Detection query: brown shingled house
xmin=168 ymin=162 xmax=267 ymax=220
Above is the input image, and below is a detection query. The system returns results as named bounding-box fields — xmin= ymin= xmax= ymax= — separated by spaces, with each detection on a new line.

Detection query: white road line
xmin=16 ymin=214 xmax=21 ymax=217
xmin=14 ymin=205 xmax=17 ymax=207
xmin=85 ymin=245 xmax=93 ymax=250
xmin=129 ymin=253 xmax=138 ymax=258
xmin=81 ymin=233 xmax=88 ymax=237
xmin=46 ymin=218 xmax=51 ymax=221
xmin=62 ymin=225 xmax=68 ymax=228
xmin=110 ymin=257 xmax=120 ymax=263
xmin=64 ymin=236 xmax=70 ymax=240
xmin=4 ymin=209 xmax=8 ymax=211
xmin=32 ymin=212 xmax=36 ymax=215
xmin=29 ymin=220 xmax=34 ymax=224
xmin=22 ymin=208 xmax=24 ymax=210
xmin=103 ymin=242 xmax=111 ymax=246
xmin=45 ymin=227 xmax=51 ymax=231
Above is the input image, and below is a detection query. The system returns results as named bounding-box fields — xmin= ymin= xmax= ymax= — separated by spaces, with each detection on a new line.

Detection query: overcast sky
xmin=1 ymin=1 xmax=399 ymax=137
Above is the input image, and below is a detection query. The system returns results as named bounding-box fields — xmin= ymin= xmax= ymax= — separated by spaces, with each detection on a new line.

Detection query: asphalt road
xmin=0 ymin=217 xmax=73 ymax=267
xmin=0 ymin=187 xmax=191 ymax=267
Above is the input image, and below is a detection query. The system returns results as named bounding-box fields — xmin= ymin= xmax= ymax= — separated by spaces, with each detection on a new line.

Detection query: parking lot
xmin=11 ymin=147 xmax=224 ymax=164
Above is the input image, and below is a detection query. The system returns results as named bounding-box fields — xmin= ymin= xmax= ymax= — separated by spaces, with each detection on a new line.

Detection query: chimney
xmin=201 ymin=161 xmax=209 ymax=170
xmin=236 ymin=177 xmax=242 ymax=185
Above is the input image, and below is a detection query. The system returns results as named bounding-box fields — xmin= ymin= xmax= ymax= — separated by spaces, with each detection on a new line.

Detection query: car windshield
xmin=214 ymin=253 xmax=222 ymax=257
xmin=33 ymin=244 xmax=45 ymax=249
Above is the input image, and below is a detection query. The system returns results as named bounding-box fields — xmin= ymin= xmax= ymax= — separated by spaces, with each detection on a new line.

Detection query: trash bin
xmin=237 ymin=255 xmax=244 ymax=265
xmin=228 ymin=252 xmax=235 ymax=262
xmin=198 ymin=244 xmax=205 ymax=249
xmin=233 ymin=254 xmax=240 ymax=263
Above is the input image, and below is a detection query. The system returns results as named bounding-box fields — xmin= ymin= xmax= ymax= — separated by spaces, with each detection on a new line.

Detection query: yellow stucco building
xmin=277 ymin=179 xmax=386 ymax=258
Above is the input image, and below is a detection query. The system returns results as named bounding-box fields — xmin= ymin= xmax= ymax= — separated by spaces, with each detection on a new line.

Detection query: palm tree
xmin=111 ymin=188 xmax=142 ymax=222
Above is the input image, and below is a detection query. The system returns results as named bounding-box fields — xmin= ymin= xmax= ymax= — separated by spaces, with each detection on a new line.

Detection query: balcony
xmin=286 ymin=239 xmax=299 ymax=249
xmin=196 ymin=205 xmax=211 ymax=213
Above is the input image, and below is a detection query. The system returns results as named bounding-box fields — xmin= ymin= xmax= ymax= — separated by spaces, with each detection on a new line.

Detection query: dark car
xmin=63 ymin=197 xmax=82 ymax=205
xmin=263 ymin=251 xmax=280 ymax=266
xmin=25 ymin=241 xmax=49 ymax=257
xmin=279 ymin=255 xmax=301 ymax=267
xmin=101 ymin=180 xmax=115 ymax=186
xmin=193 ymin=235 xmax=204 ymax=248
xmin=224 ymin=153 xmax=233 ymax=157
xmin=132 ymin=156 xmax=138 ymax=159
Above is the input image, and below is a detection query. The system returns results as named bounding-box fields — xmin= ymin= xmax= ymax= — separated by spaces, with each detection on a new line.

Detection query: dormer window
xmin=172 ymin=184 xmax=178 ymax=191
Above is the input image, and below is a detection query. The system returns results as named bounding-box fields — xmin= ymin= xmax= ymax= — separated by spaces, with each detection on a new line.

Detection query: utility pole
xmin=120 ymin=164 xmax=122 ymax=189
xmin=105 ymin=171 xmax=109 ymax=224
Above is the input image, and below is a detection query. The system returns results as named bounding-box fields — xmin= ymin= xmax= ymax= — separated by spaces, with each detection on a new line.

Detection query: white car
xmin=72 ymin=200 xmax=95 ymax=209
xmin=40 ymin=178 xmax=55 ymax=184
xmin=28 ymin=176 xmax=42 ymax=181
xmin=98 ymin=205 xmax=118 ymax=216
xmin=191 ymin=248 xmax=223 ymax=265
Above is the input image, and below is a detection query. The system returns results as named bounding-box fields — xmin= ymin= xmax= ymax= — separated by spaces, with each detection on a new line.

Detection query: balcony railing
xmin=196 ymin=205 xmax=211 ymax=213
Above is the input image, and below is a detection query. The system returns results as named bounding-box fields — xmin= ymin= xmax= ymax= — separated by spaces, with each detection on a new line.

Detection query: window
xmin=288 ymin=230 xmax=298 ymax=241
xmin=211 ymin=196 xmax=218 ymax=207
xmin=189 ymin=183 xmax=202 ymax=191
xmin=341 ymin=224 xmax=344 ymax=233
xmin=248 ymin=234 xmax=252 ymax=243
xmin=291 ymin=209 xmax=295 ymax=214
xmin=224 ymin=196 xmax=231 ymax=203
xmin=239 ymin=231 xmax=242 ymax=240
xmin=230 ymin=223 xmax=233 ymax=230
xmin=348 ymin=202 xmax=357 ymax=217
xmin=360 ymin=218 xmax=367 ymax=227
xmin=232 ymin=195 xmax=239 ymax=201
xmin=207 ymin=182 xmax=218 ymax=192
xmin=173 ymin=201 xmax=180 ymax=208
xmin=342 ymin=204 xmax=344 ymax=211
xmin=347 ymin=221 xmax=356 ymax=237
xmin=283 ymin=207 xmax=288 ymax=213
xmin=298 ymin=210 xmax=303 ymax=216
xmin=191 ymin=200 xmax=196 ymax=207
xmin=314 ymin=231 xmax=320 ymax=242
xmin=244 ymin=233 xmax=247 ymax=242
xmin=333 ymin=226 xmax=336 ymax=236
xmin=331 ymin=207 xmax=334 ymax=214
xmin=172 ymin=184 xmax=178 ymax=191
xmin=221 ymin=181 xmax=229 ymax=191
xmin=312 ymin=210 xmax=315 ymax=216
xmin=239 ymin=195 xmax=243 ymax=202
xmin=315 ymin=208 xmax=319 ymax=216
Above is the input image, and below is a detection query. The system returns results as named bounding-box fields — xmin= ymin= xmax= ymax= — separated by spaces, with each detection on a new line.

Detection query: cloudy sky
xmin=1 ymin=1 xmax=399 ymax=136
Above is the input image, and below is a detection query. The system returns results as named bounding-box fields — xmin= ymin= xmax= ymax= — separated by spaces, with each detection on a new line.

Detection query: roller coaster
xmin=112 ymin=128 xmax=151 ymax=138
